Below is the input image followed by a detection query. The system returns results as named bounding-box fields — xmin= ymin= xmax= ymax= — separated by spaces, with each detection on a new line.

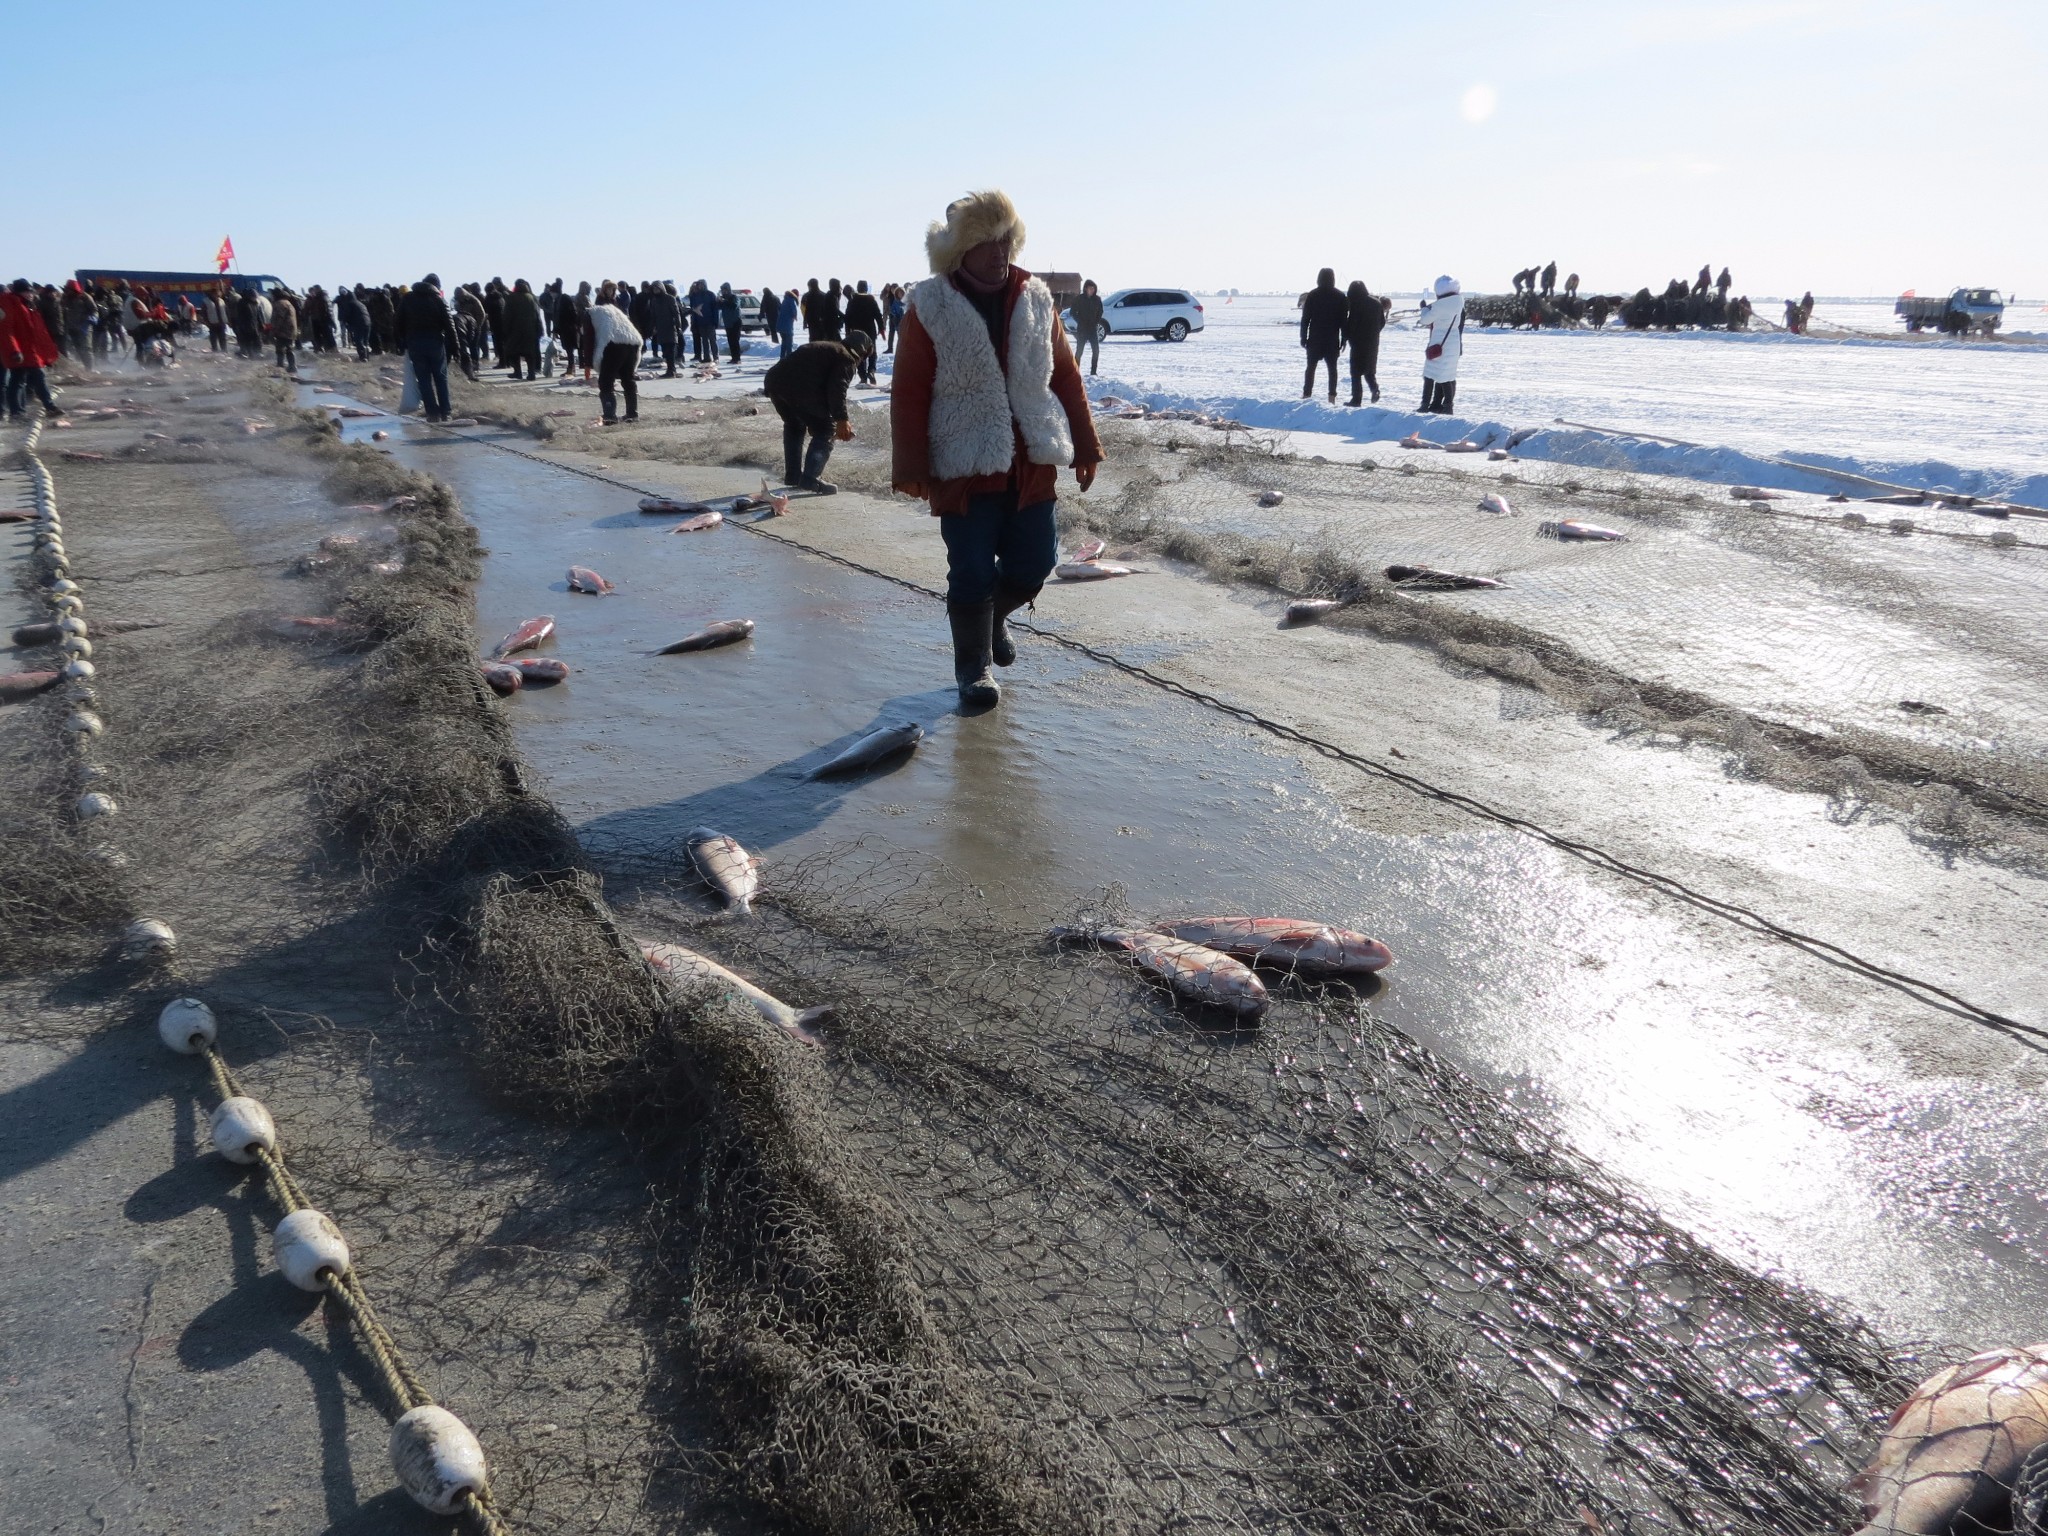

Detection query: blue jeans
xmin=938 ymin=491 xmax=1059 ymax=606
xmin=5 ymin=366 xmax=56 ymax=416
xmin=409 ymin=338 xmax=450 ymax=419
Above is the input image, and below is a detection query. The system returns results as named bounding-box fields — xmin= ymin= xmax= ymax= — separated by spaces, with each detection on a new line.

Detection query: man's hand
xmin=834 ymin=419 xmax=854 ymax=442
xmin=1075 ymin=463 xmax=1096 ymax=492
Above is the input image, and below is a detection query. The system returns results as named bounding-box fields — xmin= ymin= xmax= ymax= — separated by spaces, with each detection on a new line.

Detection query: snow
xmin=1040 ymin=295 xmax=2048 ymax=507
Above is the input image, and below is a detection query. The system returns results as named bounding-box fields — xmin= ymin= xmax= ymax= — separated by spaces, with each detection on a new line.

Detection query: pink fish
xmin=511 ymin=657 xmax=569 ymax=684
xmin=277 ymin=616 xmax=342 ymax=633
xmin=1068 ymin=538 xmax=1106 ymax=563
xmin=0 ymin=670 xmax=61 ymax=704
xmin=1154 ymin=917 xmax=1392 ymax=977
xmin=479 ymin=661 xmax=523 ymax=694
xmin=567 ymin=565 xmax=614 ymax=594
xmin=1399 ymin=432 xmax=1442 ymax=450
xmin=759 ymin=479 xmax=789 ymax=517
xmin=1049 ymin=926 xmax=1268 ymax=1021
xmin=1850 ymin=1345 xmax=2048 ymax=1536
xmin=492 ymin=615 xmax=556 ymax=657
xmin=670 ymin=510 xmax=724 ymax=533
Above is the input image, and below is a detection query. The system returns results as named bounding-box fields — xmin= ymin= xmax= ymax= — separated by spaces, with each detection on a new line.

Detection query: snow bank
xmin=1080 ymin=377 xmax=2048 ymax=507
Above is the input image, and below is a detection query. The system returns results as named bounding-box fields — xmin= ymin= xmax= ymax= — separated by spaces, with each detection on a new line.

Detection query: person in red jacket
xmin=890 ymin=190 xmax=1102 ymax=710
xmin=1 ymin=279 xmax=63 ymax=420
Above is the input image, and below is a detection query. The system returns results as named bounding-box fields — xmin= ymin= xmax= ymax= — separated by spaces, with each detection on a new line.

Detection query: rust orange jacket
xmin=890 ymin=267 xmax=1102 ymax=515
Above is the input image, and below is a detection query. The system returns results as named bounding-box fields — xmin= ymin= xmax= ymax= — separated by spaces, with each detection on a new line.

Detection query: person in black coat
xmin=395 ymin=274 xmax=469 ymax=422
xmin=1299 ymin=267 xmax=1348 ymax=403
xmin=763 ymin=334 xmax=863 ymax=493
xmin=842 ymin=281 xmax=884 ymax=384
xmin=1342 ymin=280 xmax=1385 ymax=406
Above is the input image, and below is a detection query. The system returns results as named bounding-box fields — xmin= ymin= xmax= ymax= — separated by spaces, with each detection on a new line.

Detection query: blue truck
xmin=1895 ymin=287 xmax=2004 ymax=336
xmin=75 ymin=269 xmax=285 ymax=309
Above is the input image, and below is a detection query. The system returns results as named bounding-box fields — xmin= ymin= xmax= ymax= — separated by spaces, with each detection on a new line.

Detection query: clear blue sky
xmin=9 ymin=0 xmax=2041 ymax=299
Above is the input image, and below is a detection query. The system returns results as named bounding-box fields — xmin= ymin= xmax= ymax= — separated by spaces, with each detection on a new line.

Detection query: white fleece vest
xmin=909 ymin=273 xmax=1074 ymax=480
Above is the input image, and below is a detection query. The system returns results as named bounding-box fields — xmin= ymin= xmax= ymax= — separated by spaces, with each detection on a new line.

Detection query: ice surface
xmin=1010 ymin=295 xmax=2048 ymax=506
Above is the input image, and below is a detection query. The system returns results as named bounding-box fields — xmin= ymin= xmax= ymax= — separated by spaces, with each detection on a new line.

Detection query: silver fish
xmin=1055 ymin=561 xmax=1134 ymax=581
xmin=687 ymin=827 xmax=759 ymax=914
xmin=1049 ymin=925 xmax=1268 ymax=1021
xmin=658 ymin=619 xmax=754 ymax=654
xmin=809 ymin=722 xmax=923 ymax=778
xmin=1155 ymin=916 xmax=1392 ymax=977
xmin=641 ymin=941 xmax=830 ymax=1047
xmin=1541 ymin=519 xmax=1627 ymax=542
xmin=1729 ymin=485 xmax=1786 ymax=501
xmin=1477 ymin=492 xmax=1514 ymax=516
xmin=1384 ymin=564 xmax=1505 ymax=591
xmin=1850 ymin=1345 xmax=2048 ymax=1535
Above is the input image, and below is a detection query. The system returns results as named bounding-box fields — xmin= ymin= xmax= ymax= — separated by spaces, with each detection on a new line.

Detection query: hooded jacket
xmin=0 ymin=293 xmax=58 ymax=369
xmin=890 ymin=265 xmax=1100 ymax=516
xmin=1420 ymin=280 xmax=1465 ymax=382
xmin=1300 ymin=276 xmax=1348 ymax=350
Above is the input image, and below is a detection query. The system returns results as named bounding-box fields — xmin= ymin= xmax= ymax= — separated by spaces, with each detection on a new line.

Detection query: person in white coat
xmin=1418 ymin=274 xmax=1465 ymax=414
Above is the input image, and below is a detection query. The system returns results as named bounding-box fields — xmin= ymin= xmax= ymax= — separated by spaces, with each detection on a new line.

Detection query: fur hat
xmin=1433 ymin=274 xmax=1460 ymax=298
xmin=925 ymin=190 xmax=1026 ymax=275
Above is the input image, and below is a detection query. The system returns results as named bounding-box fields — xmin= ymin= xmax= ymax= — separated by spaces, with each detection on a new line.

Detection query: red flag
xmin=215 ymin=236 xmax=236 ymax=274
xmin=1900 ymin=288 xmax=1915 ymax=298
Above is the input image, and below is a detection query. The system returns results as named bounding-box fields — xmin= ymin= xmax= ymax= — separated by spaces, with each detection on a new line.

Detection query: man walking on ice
xmin=892 ymin=190 xmax=1103 ymax=711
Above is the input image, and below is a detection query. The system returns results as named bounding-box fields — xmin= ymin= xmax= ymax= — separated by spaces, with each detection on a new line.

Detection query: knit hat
xmin=924 ymin=190 xmax=1025 ymax=275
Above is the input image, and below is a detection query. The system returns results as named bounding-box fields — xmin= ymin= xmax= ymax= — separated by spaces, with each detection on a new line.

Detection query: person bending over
xmin=764 ymin=330 xmax=864 ymax=494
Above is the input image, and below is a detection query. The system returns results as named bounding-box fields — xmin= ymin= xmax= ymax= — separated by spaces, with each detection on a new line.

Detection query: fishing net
xmin=1058 ymin=426 xmax=2048 ymax=868
xmin=462 ymin=834 xmax=1914 ymax=1536
xmin=21 ymin=371 xmax=1930 ymax=1535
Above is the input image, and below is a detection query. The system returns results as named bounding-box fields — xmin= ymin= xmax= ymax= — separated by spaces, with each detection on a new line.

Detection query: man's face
xmin=959 ymin=239 xmax=1010 ymax=287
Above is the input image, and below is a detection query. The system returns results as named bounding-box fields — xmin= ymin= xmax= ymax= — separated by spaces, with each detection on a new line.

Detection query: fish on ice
xmin=1055 ymin=560 xmax=1135 ymax=581
xmin=1477 ymin=492 xmax=1515 ymax=516
xmin=479 ymin=661 xmax=523 ymax=694
xmin=1384 ymin=564 xmax=1506 ymax=590
xmin=0 ymin=671 xmax=61 ymax=704
xmin=1154 ymin=917 xmax=1393 ymax=977
xmin=1729 ymin=485 xmax=1786 ymax=501
xmin=1067 ymin=538 xmax=1106 ymax=563
xmin=639 ymin=495 xmax=712 ymax=515
xmin=687 ymin=828 xmax=760 ymax=914
xmin=511 ymin=657 xmax=569 ymax=683
xmin=567 ymin=565 xmax=614 ymax=594
xmin=1848 ymin=1345 xmax=2048 ymax=1536
xmin=492 ymin=615 xmax=556 ymax=657
xmin=1284 ymin=598 xmax=1345 ymax=624
xmin=1398 ymin=432 xmax=1443 ymax=451
xmin=1444 ymin=440 xmax=1487 ymax=454
xmin=669 ymin=510 xmax=724 ymax=532
xmin=1540 ymin=520 xmax=1627 ymax=542
xmin=1048 ymin=925 xmax=1268 ymax=1022
xmin=808 ymin=721 xmax=924 ymax=778
xmin=758 ymin=479 xmax=789 ymax=517
xmin=656 ymin=619 xmax=754 ymax=654
xmin=641 ymin=940 xmax=831 ymax=1047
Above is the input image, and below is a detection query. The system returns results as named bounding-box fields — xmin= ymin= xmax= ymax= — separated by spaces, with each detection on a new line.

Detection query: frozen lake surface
xmin=1057 ymin=295 xmax=2048 ymax=505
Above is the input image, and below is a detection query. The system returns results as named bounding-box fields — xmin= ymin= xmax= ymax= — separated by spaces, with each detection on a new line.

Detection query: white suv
xmin=1074 ymin=288 xmax=1206 ymax=343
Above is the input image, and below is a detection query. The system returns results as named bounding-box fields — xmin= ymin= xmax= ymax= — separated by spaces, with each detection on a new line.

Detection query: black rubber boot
xmin=948 ymin=603 xmax=1000 ymax=709
xmin=990 ymin=581 xmax=1038 ymax=668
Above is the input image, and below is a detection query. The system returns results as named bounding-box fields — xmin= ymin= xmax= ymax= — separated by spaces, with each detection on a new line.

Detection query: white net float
xmin=75 ymin=791 xmax=117 ymax=820
xmin=61 ymin=637 xmax=92 ymax=659
xmin=87 ymin=845 xmax=129 ymax=869
xmin=209 ymin=1096 xmax=277 ymax=1163
xmin=157 ymin=997 xmax=217 ymax=1053
xmin=64 ymin=658 xmax=95 ymax=680
xmin=63 ymin=680 xmax=97 ymax=705
xmin=48 ymin=577 xmax=79 ymax=594
xmin=124 ymin=918 xmax=177 ymax=958
xmin=1991 ymin=530 xmax=2019 ymax=548
xmin=389 ymin=1405 xmax=489 ymax=1515
xmin=273 ymin=1208 xmax=351 ymax=1291
xmin=64 ymin=711 xmax=103 ymax=736
xmin=51 ymin=593 xmax=83 ymax=614
xmin=58 ymin=614 xmax=87 ymax=636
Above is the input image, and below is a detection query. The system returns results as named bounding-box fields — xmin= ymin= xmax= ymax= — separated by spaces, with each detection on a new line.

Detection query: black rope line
xmin=418 ymin=420 xmax=2042 ymax=1045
